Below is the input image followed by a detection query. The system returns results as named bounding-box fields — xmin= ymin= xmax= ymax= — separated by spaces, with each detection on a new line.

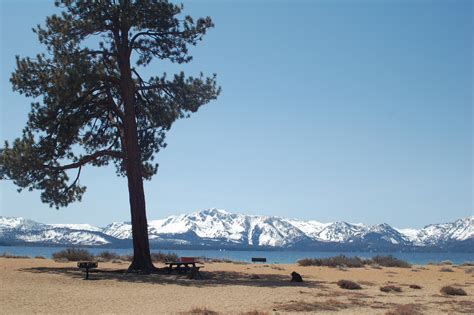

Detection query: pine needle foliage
xmin=1 ymin=0 xmax=220 ymax=209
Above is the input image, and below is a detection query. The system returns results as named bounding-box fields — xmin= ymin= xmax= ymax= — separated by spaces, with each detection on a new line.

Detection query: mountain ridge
xmin=0 ymin=209 xmax=472 ymax=252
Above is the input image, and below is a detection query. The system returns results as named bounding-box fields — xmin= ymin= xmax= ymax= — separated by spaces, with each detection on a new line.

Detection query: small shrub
xmin=409 ymin=284 xmax=422 ymax=289
xmin=298 ymin=255 xmax=366 ymax=268
xmin=465 ymin=268 xmax=474 ymax=274
xmin=111 ymin=259 xmax=123 ymax=264
xmin=205 ymin=257 xmax=232 ymax=263
xmin=204 ymin=257 xmax=247 ymax=264
xmin=277 ymin=299 xmax=349 ymax=312
xmin=371 ymin=255 xmax=411 ymax=268
xmin=34 ymin=255 xmax=46 ymax=259
xmin=0 ymin=252 xmax=30 ymax=259
xmin=440 ymin=286 xmax=467 ymax=296
xmin=96 ymin=251 xmax=119 ymax=262
xmin=52 ymin=248 xmax=94 ymax=262
xmin=380 ymin=285 xmax=402 ymax=293
xmin=460 ymin=261 xmax=474 ymax=266
xmin=151 ymin=251 xmax=178 ymax=263
xmin=337 ymin=279 xmax=362 ymax=290
xmin=297 ymin=258 xmax=316 ymax=266
xmin=119 ymin=254 xmax=133 ymax=261
xmin=270 ymin=265 xmax=284 ymax=270
xmin=386 ymin=304 xmax=422 ymax=315
xmin=440 ymin=267 xmax=454 ymax=272
xmin=182 ymin=307 xmax=219 ymax=315
xmin=439 ymin=260 xmax=453 ymax=265
xmin=298 ymin=255 xmax=411 ymax=268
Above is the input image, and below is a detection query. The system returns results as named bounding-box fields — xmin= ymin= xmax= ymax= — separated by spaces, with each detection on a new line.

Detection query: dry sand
xmin=1 ymin=257 xmax=473 ymax=314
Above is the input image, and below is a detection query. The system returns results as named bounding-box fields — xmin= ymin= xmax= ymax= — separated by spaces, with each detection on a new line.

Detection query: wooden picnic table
xmin=164 ymin=257 xmax=204 ymax=279
xmin=164 ymin=261 xmax=202 ymax=273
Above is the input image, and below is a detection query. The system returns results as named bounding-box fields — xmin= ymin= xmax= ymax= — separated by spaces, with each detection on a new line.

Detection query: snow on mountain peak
xmin=0 ymin=211 xmax=472 ymax=249
xmin=0 ymin=217 xmax=43 ymax=230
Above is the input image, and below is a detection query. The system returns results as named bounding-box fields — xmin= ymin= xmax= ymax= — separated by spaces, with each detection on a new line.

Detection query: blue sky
xmin=0 ymin=0 xmax=472 ymax=228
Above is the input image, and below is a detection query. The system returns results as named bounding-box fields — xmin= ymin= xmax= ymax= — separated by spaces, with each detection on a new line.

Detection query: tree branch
xmin=105 ymin=87 xmax=125 ymax=121
xmin=129 ymin=31 xmax=160 ymax=49
xmin=63 ymin=166 xmax=82 ymax=192
xmin=85 ymin=50 xmax=114 ymax=57
xmin=44 ymin=150 xmax=123 ymax=171
xmin=136 ymin=83 xmax=165 ymax=91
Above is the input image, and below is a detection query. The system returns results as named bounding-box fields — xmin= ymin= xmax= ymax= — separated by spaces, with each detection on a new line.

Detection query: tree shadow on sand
xmin=19 ymin=266 xmax=326 ymax=289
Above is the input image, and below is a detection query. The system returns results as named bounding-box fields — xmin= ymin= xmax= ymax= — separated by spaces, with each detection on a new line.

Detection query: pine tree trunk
xmin=118 ymin=44 xmax=156 ymax=273
xmin=125 ymin=165 xmax=155 ymax=273
xmin=124 ymin=126 xmax=155 ymax=273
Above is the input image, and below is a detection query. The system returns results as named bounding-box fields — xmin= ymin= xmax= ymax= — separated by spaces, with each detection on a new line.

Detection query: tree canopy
xmin=1 ymin=0 xmax=221 ymax=210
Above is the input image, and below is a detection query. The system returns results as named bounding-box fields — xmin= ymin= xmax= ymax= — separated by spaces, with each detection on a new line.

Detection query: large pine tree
xmin=0 ymin=0 xmax=220 ymax=272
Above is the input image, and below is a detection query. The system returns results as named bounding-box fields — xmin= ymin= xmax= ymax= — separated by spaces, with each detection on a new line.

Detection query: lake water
xmin=1 ymin=246 xmax=473 ymax=264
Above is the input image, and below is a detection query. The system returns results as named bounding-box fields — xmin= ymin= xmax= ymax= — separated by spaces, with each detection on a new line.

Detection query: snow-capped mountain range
xmin=1 ymin=209 xmax=472 ymax=252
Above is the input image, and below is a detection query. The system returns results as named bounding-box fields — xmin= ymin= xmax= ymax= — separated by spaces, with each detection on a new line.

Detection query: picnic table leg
xmin=184 ymin=263 xmax=191 ymax=273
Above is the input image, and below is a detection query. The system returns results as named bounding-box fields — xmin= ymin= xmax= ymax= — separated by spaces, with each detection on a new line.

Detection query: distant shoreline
xmin=1 ymin=245 xmax=473 ymax=265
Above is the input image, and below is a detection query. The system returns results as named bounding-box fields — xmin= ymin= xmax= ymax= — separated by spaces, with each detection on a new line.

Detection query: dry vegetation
xmin=385 ymin=304 xmax=422 ymax=315
xmin=181 ymin=307 xmax=219 ymax=315
xmin=337 ymin=279 xmax=362 ymax=290
xmin=298 ymin=255 xmax=366 ymax=267
xmin=440 ymin=286 xmax=467 ymax=296
xmin=371 ymin=256 xmax=411 ymax=268
xmin=52 ymin=249 xmax=94 ymax=261
xmin=297 ymin=255 xmax=411 ymax=268
xmin=277 ymin=299 xmax=350 ymax=312
xmin=95 ymin=251 xmax=120 ymax=262
xmin=50 ymin=248 xmax=178 ymax=263
xmin=465 ymin=268 xmax=474 ymax=274
xmin=151 ymin=252 xmax=178 ymax=262
xmin=439 ymin=260 xmax=453 ymax=265
xmin=0 ymin=252 xmax=30 ymax=259
xmin=380 ymin=285 xmax=402 ymax=293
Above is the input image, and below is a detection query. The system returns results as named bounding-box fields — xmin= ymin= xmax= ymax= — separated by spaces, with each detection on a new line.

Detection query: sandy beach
xmin=1 ymin=257 xmax=473 ymax=314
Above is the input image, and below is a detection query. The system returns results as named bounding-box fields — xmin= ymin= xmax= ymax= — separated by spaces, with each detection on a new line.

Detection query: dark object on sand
xmin=440 ymin=286 xmax=467 ymax=296
xmin=77 ymin=261 xmax=98 ymax=280
xmin=251 ymin=257 xmax=267 ymax=263
xmin=250 ymin=274 xmax=260 ymax=279
xmin=291 ymin=271 xmax=303 ymax=282
xmin=337 ymin=280 xmax=362 ymax=290
xmin=409 ymin=284 xmax=422 ymax=289
xmin=380 ymin=285 xmax=402 ymax=293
